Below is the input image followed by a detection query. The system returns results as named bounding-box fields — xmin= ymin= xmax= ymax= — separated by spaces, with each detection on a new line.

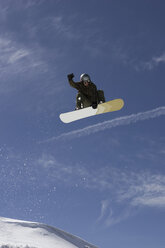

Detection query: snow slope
xmin=0 ymin=217 xmax=98 ymax=248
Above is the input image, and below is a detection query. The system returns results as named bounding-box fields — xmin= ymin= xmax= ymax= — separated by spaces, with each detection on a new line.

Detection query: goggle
xmin=82 ymin=77 xmax=90 ymax=82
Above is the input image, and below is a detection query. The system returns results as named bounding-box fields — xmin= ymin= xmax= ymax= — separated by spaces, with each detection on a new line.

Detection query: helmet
xmin=80 ymin=73 xmax=91 ymax=82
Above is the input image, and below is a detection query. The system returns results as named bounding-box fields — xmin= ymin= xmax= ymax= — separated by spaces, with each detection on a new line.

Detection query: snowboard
xmin=60 ymin=98 xmax=124 ymax=123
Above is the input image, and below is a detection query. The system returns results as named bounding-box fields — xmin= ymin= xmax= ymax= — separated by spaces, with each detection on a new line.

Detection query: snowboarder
xmin=67 ymin=73 xmax=105 ymax=110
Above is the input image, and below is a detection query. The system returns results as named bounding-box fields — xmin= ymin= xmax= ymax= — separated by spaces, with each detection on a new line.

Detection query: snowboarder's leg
xmin=83 ymin=95 xmax=92 ymax=108
xmin=76 ymin=93 xmax=83 ymax=109
xmin=76 ymin=92 xmax=92 ymax=109
xmin=97 ymin=90 xmax=105 ymax=104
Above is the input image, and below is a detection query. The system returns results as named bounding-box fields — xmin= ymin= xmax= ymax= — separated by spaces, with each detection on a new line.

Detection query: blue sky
xmin=0 ymin=0 xmax=165 ymax=247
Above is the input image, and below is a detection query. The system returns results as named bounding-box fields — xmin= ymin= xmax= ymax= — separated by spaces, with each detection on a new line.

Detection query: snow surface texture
xmin=0 ymin=217 xmax=98 ymax=248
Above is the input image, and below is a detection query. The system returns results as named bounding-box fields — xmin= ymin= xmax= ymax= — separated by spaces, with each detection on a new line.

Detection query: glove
xmin=92 ymin=102 xmax=98 ymax=109
xmin=67 ymin=73 xmax=74 ymax=81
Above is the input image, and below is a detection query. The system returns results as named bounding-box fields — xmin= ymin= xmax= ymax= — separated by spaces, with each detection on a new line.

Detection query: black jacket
xmin=68 ymin=79 xmax=98 ymax=103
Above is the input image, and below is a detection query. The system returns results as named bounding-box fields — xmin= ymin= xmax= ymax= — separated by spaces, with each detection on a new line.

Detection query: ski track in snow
xmin=0 ymin=217 xmax=98 ymax=248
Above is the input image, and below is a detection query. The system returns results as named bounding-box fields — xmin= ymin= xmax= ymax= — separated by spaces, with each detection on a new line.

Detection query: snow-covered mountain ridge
xmin=0 ymin=217 xmax=98 ymax=248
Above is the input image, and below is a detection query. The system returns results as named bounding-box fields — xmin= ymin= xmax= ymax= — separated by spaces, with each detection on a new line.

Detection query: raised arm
xmin=67 ymin=73 xmax=82 ymax=90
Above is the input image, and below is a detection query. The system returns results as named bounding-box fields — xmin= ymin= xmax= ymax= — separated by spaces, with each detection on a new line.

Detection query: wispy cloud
xmin=8 ymin=49 xmax=30 ymax=64
xmin=97 ymin=200 xmax=110 ymax=223
xmin=0 ymin=36 xmax=50 ymax=95
xmin=120 ymin=173 xmax=165 ymax=208
xmin=3 ymin=146 xmax=164 ymax=227
xmin=96 ymin=200 xmax=124 ymax=227
xmin=49 ymin=16 xmax=79 ymax=40
xmin=96 ymin=171 xmax=165 ymax=227
xmin=35 ymin=154 xmax=89 ymax=186
xmin=0 ymin=37 xmax=47 ymax=75
xmin=97 ymin=204 xmax=132 ymax=228
xmin=136 ymin=52 xmax=165 ymax=71
xmin=36 ymin=154 xmax=165 ymax=209
xmin=0 ymin=0 xmax=45 ymax=11
xmin=153 ymin=53 xmax=165 ymax=64
xmin=36 ymin=153 xmax=165 ymax=226
xmin=42 ymin=106 xmax=165 ymax=143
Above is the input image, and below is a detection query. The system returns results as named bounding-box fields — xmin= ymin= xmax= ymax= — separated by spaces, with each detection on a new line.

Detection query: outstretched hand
xmin=67 ymin=73 xmax=74 ymax=81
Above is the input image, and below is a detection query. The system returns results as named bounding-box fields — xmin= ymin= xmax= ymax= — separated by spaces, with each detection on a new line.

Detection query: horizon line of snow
xmin=43 ymin=106 xmax=165 ymax=142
